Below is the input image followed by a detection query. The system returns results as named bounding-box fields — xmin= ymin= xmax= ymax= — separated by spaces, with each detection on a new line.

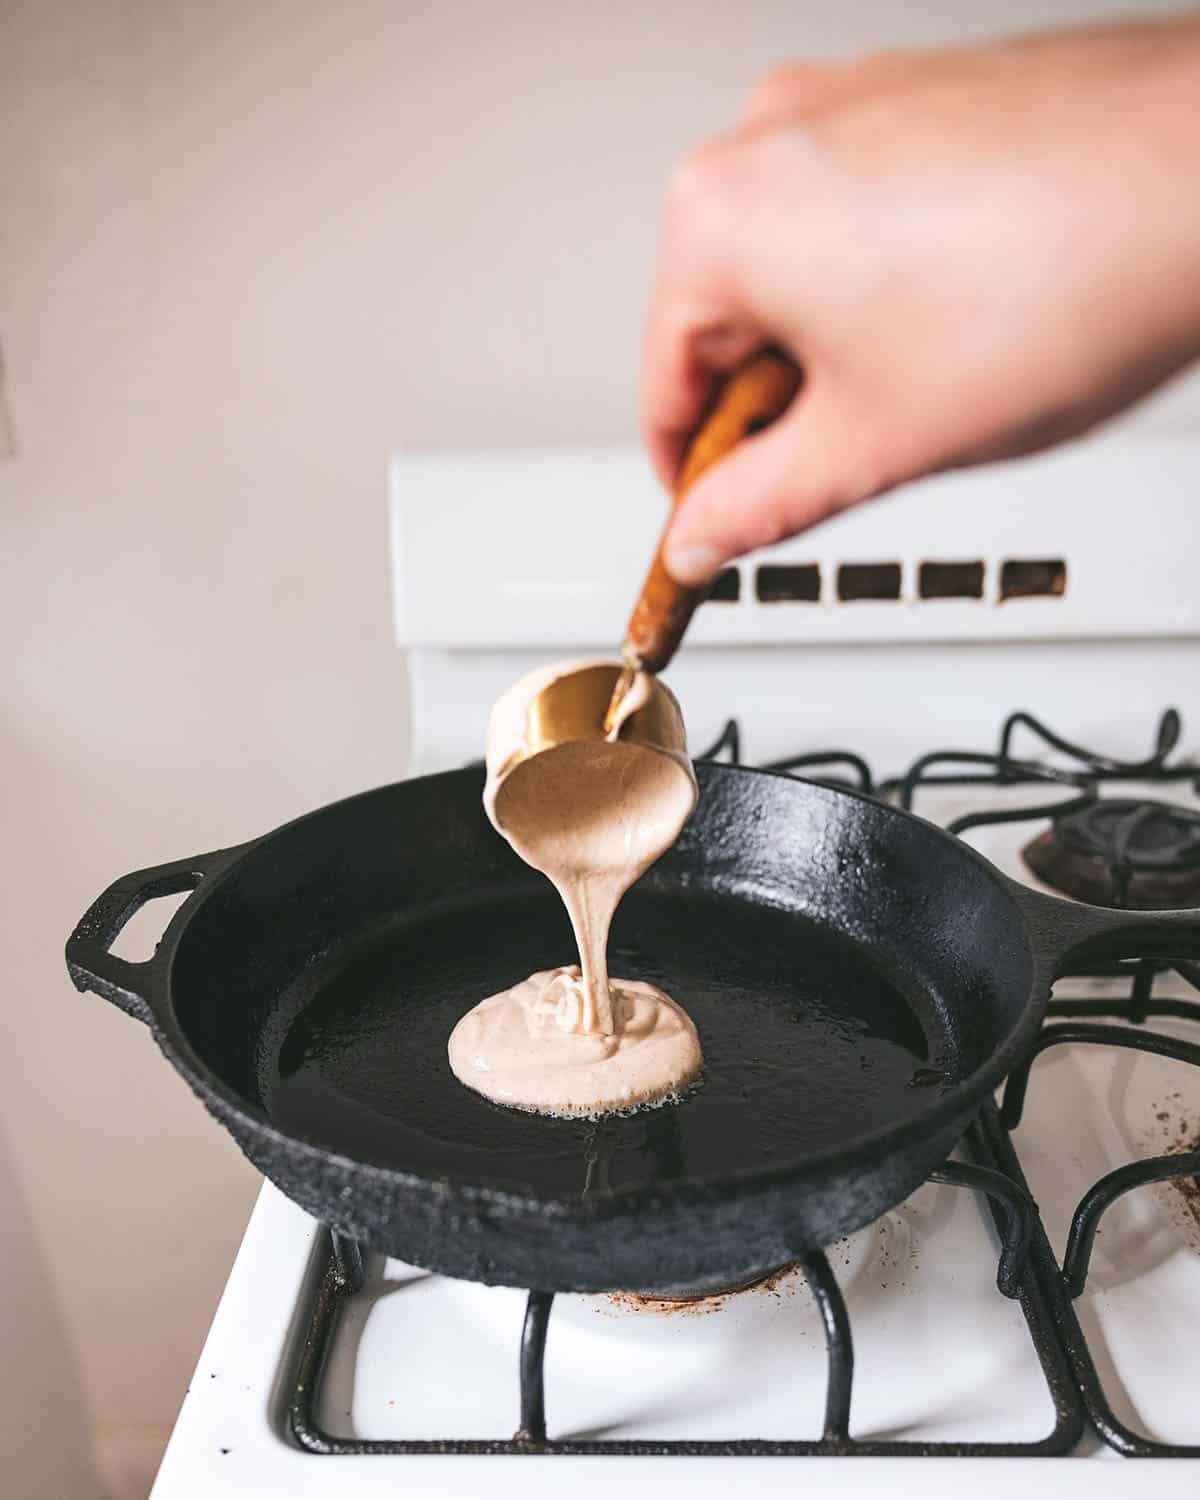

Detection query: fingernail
xmin=665 ymin=541 xmax=722 ymax=586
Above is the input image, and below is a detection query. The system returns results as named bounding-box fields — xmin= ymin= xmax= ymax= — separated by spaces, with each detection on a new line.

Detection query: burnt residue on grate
xmin=602 ymin=1262 xmax=803 ymax=1317
xmin=1170 ymin=1127 xmax=1200 ymax=1229
xmin=1024 ymin=798 xmax=1200 ymax=909
xmin=1147 ymin=1091 xmax=1200 ymax=1240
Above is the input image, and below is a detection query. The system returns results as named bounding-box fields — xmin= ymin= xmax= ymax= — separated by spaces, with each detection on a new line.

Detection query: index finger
xmin=641 ymin=302 xmax=763 ymax=491
xmin=639 ymin=142 xmax=767 ymax=491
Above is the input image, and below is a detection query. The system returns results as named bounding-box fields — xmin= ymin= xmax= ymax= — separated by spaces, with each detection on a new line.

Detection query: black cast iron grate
xmin=874 ymin=706 xmax=1200 ymax=1455
xmin=287 ymin=1117 xmax=1083 ymax=1457
xmin=286 ymin=709 xmax=1200 ymax=1457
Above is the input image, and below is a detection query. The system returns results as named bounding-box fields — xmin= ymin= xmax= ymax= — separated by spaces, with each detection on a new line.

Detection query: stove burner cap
xmin=1023 ymin=798 xmax=1200 ymax=909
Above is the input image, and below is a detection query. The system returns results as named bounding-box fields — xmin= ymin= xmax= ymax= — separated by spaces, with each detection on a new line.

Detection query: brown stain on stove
xmin=599 ymin=1212 xmax=922 ymax=1315
xmin=1147 ymin=1091 xmax=1200 ymax=1238
xmin=1167 ymin=1128 xmax=1200 ymax=1230
xmin=601 ymin=1262 xmax=805 ymax=1317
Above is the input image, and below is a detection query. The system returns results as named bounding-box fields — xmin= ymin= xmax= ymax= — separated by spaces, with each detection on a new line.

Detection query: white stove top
xmin=150 ymin=1185 xmax=1195 ymax=1499
xmin=152 ymin=435 xmax=1200 ymax=1494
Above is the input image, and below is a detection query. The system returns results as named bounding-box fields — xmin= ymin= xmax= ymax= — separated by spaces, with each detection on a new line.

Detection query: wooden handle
xmin=622 ymin=348 xmax=801 ymax=673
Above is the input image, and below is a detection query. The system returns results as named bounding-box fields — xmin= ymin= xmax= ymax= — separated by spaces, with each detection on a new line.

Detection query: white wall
xmin=2 ymin=1 xmax=1193 ymax=1495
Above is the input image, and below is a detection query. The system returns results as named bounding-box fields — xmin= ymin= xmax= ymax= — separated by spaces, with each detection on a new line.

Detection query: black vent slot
xmin=756 ymin=564 xmax=821 ymax=603
xmin=919 ymin=561 xmax=985 ymax=600
xmin=837 ymin=563 xmax=902 ymax=602
xmin=1000 ymin=559 xmax=1067 ymax=600
xmin=707 ymin=567 xmax=740 ymax=602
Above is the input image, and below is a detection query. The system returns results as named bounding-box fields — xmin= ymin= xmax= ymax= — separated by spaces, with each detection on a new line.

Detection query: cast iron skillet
xmin=66 ymin=764 xmax=1200 ymax=1294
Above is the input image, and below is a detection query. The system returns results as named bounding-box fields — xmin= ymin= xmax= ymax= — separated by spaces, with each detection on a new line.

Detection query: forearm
xmin=1107 ymin=23 xmax=1200 ymax=372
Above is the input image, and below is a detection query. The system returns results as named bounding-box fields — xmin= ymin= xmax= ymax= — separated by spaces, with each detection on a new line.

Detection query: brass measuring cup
xmin=491 ymin=347 xmax=801 ymax=790
xmin=483 ymin=658 xmax=697 ymax=1041
xmin=495 ymin=660 xmax=692 ymax=794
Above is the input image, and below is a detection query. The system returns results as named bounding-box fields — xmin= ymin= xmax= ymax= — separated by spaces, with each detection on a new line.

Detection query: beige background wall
xmin=2 ymin=2 xmax=1194 ymax=1495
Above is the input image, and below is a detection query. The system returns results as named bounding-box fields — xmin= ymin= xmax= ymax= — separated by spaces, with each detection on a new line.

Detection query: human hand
xmin=642 ymin=17 xmax=1200 ymax=585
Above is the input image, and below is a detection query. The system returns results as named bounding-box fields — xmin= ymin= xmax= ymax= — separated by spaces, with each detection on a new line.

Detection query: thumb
xmin=663 ymin=397 xmax=862 ymax=586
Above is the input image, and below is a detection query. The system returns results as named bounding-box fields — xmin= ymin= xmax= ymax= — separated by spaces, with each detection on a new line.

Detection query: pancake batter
xmin=448 ymin=660 xmax=702 ymax=1116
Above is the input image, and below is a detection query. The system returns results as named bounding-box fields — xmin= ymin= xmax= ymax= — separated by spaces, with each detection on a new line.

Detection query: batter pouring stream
xmin=447 ymin=660 xmax=702 ymax=1116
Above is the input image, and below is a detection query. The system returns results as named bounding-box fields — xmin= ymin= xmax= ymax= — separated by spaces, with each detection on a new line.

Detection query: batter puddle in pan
xmin=266 ymin=888 xmax=944 ymax=1199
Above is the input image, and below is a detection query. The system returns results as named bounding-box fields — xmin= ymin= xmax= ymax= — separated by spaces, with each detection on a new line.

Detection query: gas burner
xmin=1024 ymin=797 xmax=1200 ymax=909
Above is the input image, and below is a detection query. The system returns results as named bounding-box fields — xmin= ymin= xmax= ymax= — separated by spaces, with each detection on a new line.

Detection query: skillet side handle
xmin=65 ymin=849 xmax=237 ymax=1025
xmin=1009 ymin=881 xmax=1200 ymax=976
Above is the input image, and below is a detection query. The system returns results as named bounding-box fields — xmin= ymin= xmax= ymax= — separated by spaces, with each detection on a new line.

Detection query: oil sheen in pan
xmin=264 ymin=887 xmax=950 ymax=1199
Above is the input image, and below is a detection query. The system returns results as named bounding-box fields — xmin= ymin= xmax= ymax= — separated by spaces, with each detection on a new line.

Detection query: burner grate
xmin=1003 ymin=963 xmax=1200 ymax=1456
xmin=885 ymin=707 xmax=1200 ymax=823
xmin=1025 ymin=799 xmax=1200 ymax=908
xmin=286 ymin=1133 xmax=1083 ymax=1457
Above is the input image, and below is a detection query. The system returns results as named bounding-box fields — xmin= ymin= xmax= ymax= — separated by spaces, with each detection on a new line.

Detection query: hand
xmin=642 ymin=17 xmax=1200 ymax=586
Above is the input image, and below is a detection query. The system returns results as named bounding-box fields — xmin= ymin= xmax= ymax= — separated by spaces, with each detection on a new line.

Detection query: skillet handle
xmin=65 ymin=848 xmax=237 ymax=1025
xmin=1008 ymin=880 xmax=1200 ymax=976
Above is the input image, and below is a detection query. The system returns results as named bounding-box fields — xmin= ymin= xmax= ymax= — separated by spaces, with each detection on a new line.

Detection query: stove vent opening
xmin=999 ymin=558 xmax=1067 ymax=601
xmin=756 ymin=563 xmax=821 ymax=603
xmin=919 ymin=560 xmax=985 ymax=600
xmin=707 ymin=567 xmax=740 ymax=602
xmin=837 ymin=562 xmax=902 ymax=602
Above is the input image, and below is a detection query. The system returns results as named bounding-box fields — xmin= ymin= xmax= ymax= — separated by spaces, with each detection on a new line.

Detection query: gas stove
xmin=152 ymin=432 xmax=1200 ymax=1495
